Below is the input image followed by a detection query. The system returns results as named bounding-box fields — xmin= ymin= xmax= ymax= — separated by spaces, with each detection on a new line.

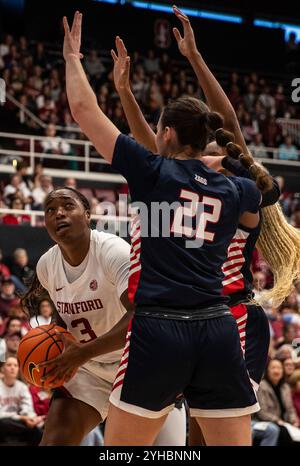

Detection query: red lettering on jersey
xmin=74 ymin=302 xmax=81 ymax=314
xmin=81 ymin=301 xmax=88 ymax=312
xmin=56 ymin=299 xmax=104 ymax=314
xmin=87 ymin=300 xmax=96 ymax=311
xmin=94 ymin=299 xmax=103 ymax=309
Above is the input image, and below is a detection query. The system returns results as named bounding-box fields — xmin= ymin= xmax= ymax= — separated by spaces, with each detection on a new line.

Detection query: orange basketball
xmin=17 ymin=324 xmax=77 ymax=389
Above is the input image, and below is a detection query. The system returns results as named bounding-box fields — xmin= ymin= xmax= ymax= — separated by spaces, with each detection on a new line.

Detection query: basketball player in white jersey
xmin=22 ymin=186 xmax=186 ymax=445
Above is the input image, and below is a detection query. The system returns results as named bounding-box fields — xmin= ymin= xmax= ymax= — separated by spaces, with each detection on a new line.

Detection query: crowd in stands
xmin=0 ymin=33 xmax=300 ymax=164
xmin=0 ymin=239 xmax=300 ymax=445
xmin=1 ymin=32 xmax=300 ymax=446
xmin=0 ymin=159 xmax=125 ymax=227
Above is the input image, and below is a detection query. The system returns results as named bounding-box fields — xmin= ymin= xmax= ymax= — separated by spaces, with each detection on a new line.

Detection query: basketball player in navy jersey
xmin=109 ymin=8 xmax=279 ymax=445
xmin=63 ymin=12 xmax=263 ymax=445
xmin=111 ymin=5 xmax=277 ymax=395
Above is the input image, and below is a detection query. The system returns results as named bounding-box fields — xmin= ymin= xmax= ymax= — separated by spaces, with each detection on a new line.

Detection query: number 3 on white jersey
xmin=171 ymin=189 xmax=222 ymax=242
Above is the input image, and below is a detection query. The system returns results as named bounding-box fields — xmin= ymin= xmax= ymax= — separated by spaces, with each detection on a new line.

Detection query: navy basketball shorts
xmin=109 ymin=312 xmax=260 ymax=419
xmin=230 ymin=303 xmax=270 ymax=391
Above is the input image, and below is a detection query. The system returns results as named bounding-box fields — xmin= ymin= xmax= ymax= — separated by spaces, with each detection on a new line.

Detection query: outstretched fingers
xmin=63 ymin=16 xmax=71 ymax=36
xmin=111 ymin=48 xmax=118 ymax=62
xmin=173 ymin=27 xmax=183 ymax=44
xmin=115 ymin=36 xmax=127 ymax=58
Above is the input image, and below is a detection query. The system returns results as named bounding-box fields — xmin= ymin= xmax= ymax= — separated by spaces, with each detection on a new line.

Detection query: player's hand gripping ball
xmin=17 ymin=324 xmax=77 ymax=389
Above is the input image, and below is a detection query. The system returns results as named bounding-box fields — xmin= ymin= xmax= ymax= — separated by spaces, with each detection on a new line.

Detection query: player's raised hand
xmin=38 ymin=331 xmax=88 ymax=387
xmin=111 ymin=36 xmax=130 ymax=92
xmin=63 ymin=10 xmax=84 ymax=61
xmin=172 ymin=5 xmax=198 ymax=58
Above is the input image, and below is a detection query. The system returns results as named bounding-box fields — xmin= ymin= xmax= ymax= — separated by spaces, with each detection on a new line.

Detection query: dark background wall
xmin=0 ymin=225 xmax=53 ymax=265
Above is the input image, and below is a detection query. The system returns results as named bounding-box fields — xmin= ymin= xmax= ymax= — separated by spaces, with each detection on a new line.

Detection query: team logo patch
xmin=28 ymin=362 xmax=40 ymax=384
xmin=89 ymin=280 xmax=98 ymax=291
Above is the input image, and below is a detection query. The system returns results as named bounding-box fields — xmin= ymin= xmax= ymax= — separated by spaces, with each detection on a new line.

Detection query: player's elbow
xmin=70 ymin=96 xmax=97 ymax=124
xmin=70 ymin=100 xmax=88 ymax=123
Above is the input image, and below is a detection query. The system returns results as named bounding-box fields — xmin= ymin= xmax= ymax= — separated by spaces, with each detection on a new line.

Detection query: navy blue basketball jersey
xmin=222 ymin=220 xmax=261 ymax=305
xmin=220 ymin=161 xmax=279 ymax=307
xmin=112 ymin=134 xmax=261 ymax=310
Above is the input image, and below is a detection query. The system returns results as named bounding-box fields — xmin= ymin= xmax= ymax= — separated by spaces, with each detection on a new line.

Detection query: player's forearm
xmin=118 ymin=87 xmax=157 ymax=153
xmin=81 ymin=310 xmax=134 ymax=360
xmin=65 ymin=54 xmax=99 ymax=119
xmin=187 ymin=51 xmax=248 ymax=154
xmin=65 ymin=54 xmax=120 ymax=162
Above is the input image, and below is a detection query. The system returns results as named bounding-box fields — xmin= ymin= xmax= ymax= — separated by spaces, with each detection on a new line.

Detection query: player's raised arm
xmin=172 ymin=6 xmax=248 ymax=155
xmin=64 ymin=11 xmax=120 ymax=163
xmin=111 ymin=36 xmax=157 ymax=153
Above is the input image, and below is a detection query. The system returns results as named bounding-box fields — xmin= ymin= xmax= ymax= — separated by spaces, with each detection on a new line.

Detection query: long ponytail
xmin=215 ymin=128 xmax=273 ymax=193
xmin=212 ymin=129 xmax=300 ymax=306
xmin=256 ymin=203 xmax=300 ymax=306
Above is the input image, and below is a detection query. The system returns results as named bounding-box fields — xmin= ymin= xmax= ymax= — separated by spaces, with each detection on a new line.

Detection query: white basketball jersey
xmin=36 ymin=230 xmax=130 ymax=364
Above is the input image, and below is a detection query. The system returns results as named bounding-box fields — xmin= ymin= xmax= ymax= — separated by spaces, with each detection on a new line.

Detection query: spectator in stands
xmin=10 ymin=248 xmax=34 ymax=291
xmin=251 ymin=133 xmax=266 ymax=158
xmin=228 ymin=84 xmax=242 ymax=108
xmin=283 ymin=358 xmax=296 ymax=381
xmin=241 ymin=112 xmax=258 ymax=144
xmin=0 ymin=357 xmax=43 ymax=445
xmin=276 ymin=323 xmax=298 ymax=349
xmin=31 ymin=65 xmax=44 ymax=92
xmin=255 ymin=359 xmax=299 ymax=445
xmin=4 ymin=331 xmax=22 ymax=358
xmin=252 ymin=420 xmax=280 ymax=446
xmin=32 ymin=175 xmax=53 ymax=210
xmin=3 ymin=174 xmax=32 ymax=207
xmin=253 ymin=270 xmax=267 ymax=301
xmin=38 ymin=97 xmax=57 ymax=125
xmin=61 ymin=111 xmax=78 ymax=140
xmin=274 ymin=84 xmax=287 ymax=117
xmin=0 ymin=250 xmax=10 ymax=282
xmin=40 ymin=124 xmax=72 ymax=167
xmin=2 ymin=196 xmax=31 ymax=226
xmin=0 ymin=279 xmax=19 ymax=320
xmin=262 ymin=116 xmax=282 ymax=148
xmin=64 ymin=177 xmax=77 ymax=189
xmin=2 ymin=317 xmax=22 ymax=337
xmin=259 ymin=86 xmax=276 ymax=116
xmin=15 ymin=160 xmax=33 ymax=192
xmin=286 ymin=32 xmax=299 ymax=72
xmin=289 ymin=370 xmax=300 ymax=419
xmin=18 ymin=36 xmax=29 ymax=59
xmin=278 ymin=136 xmax=299 ymax=161
xmin=29 ymin=298 xmax=53 ymax=328
xmin=0 ymin=326 xmax=5 ymax=361
xmin=243 ymin=83 xmax=257 ymax=112
xmin=29 ymin=385 xmax=51 ymax=418
xmin=0 ymin=34 xmax=13 ymax=60
xmin=8 ymin=304 xmax=30 ymax=337
xmin=84 ymin=49 xmax=106 ymax=82
xmin=31 ymin=162 xmax=44 ymax=189
xmin=274 ymin=345 xmax=294 ymax=362
xmin=292 ymin=206 xmax=300 ymax=230
xmin=33 ymin=41 xmax=48 ymax=69
xmin=144 ymin=49 xmax=160 ymax=74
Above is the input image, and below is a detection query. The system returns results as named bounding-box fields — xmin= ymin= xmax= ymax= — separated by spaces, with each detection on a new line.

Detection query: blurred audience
xmin=254 ymin=359 xmax=299 ymax=445
xmin=0 ymin=357 xmax=43 ymax=445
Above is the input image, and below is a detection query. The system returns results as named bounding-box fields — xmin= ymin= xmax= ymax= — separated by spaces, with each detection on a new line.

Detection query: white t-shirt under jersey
xmin=36 ymin=230 xmax=130 ymax=364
